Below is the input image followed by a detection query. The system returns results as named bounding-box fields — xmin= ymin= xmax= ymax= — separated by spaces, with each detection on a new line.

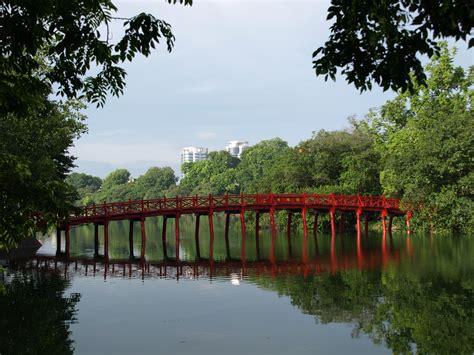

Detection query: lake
xmin=1 ymin=215 xmax=473 ymax=354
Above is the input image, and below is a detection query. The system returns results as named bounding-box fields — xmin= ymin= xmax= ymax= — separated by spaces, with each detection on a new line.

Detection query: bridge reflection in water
xmin=35 ymin=231 xmax=407 ymax=281
xmin=5 ymin=234 xmax=473 ymax=355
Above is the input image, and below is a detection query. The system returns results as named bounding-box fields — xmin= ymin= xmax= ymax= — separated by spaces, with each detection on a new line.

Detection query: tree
xmin=237 ymin=138 xmax=291 ymax=193
xmin=381 ymin=110 xmax=473 ymax=232
xmin=263 ymin=148 xmax=313 ymax=193
xmin=368 ymin=44 xmax=474 ymax=232
xmin=77 ymin=167 xmax=178 ymax=203
xmin=101 ymin=169 xmax=131 ymax=190
xmin=4 ymin=0 xmax=471 ymax=102
xmin=298 ymin=130 xmax=355 ymax=188
xmin=96 ymin=183 xmax=140 ymax=202
xmin=296 ymin=124 xmax=381 ymax=194
xmin=1 ymin=0 xmax=192 ymax=109
xmin=0 ymin=98 xmax=86 ymax=250
xmin=136 ymin=167 xmax=177 ymax=199
xmin=92 ymin=169 xmax=137 ymax=202
xmin=0 ymin=0 xmax=190 ymax=249
xmin=339 ymin=120 xmax=382 ymax=195
xmin=66 ymin=172 xmax=102 ymax=204
xmin=179 ymin=151 xmax=240 ymax=195
xmin=67 ymin=173 xmax=102 ymax=193
xmin=313 ymin=0 xmax=473 ymax=92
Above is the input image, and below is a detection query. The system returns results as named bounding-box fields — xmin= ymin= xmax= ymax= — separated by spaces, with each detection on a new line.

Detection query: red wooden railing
xmin=70 ymin=193 xmax=402 ymax=223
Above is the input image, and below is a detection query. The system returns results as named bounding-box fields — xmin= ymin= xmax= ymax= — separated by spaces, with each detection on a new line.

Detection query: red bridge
xmin=57 ymin=193 xmax=412 ymax=260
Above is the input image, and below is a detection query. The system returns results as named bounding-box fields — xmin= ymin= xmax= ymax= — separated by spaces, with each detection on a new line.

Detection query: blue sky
xmin=71 ymin=0 xmax=473 ymax=178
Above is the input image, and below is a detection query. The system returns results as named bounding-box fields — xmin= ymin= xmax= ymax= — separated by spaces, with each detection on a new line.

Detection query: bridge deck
xmin=69 ymin=193 xmax=404 ymax=225
xmin=57 ymin=193 xmax=411 ymax=261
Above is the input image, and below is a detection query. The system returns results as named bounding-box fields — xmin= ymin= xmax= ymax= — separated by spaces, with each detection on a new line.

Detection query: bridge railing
xmin=334 ymin=194 xmax=358 ymax=207
xmin=384 ymin=197 xmax=400 ymax=209
xmin=272 ymin=194 xmax=305 ymax=205
xmin=305 ymin=194 xmax=332 ymax=206
xmin=71 ymin=193 xmax=403 ymax=220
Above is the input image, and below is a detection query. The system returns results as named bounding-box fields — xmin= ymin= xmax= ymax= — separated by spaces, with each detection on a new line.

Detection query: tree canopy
xmin=2 ymin=0 xmax=471 ymax=108
xmin=179 ymin=151 xmax=240 ymax=196
xmin=367 ymin=44 xmax=473 ymax=231
xmin=237 ymin=138 xmax=291 ymax=193
xmin=66 ymin=173 xmax=102 ymax=195
xmin=136 ymin=167 xmax=177 ymax=199
xmin=1 ymin=0 xmax=191 ymax=110
xmin=0 ymin=97 xmax=86 ymax=249
xmin=78 ymin=167 xmax=178 ymax=204
xmin=313 ymin=0 xmax=473 ymax=92
xmin=0 ymin=0 xmax=189 ymax=249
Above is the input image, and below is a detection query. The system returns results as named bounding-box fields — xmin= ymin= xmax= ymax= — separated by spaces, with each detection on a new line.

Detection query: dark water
xmin=1 ymin=215 xmax=473 ymax=354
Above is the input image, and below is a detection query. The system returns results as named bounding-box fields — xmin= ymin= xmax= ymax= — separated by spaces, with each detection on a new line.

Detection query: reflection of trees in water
xmin=41 ymin=226 xmax=474 ymax=353
xmin=252 ymin=268 xmax=474 ymax=354
xmin=365 ymin=273 xmax=474 ymax=354
xmin=0 ymin=267 xmax=80 ymax=355
xmin=254 ymin=270 xmax=381 ymax=324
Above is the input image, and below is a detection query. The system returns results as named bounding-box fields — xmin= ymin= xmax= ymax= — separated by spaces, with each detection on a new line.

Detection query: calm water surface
xmin=1 ymin=215 xmax=473 ymax=354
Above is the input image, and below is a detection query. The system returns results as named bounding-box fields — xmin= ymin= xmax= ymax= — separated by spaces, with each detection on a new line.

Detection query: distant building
xmin=181 ymin=147 xmax=208 ymax=164
xmin=225 ymin=141 xmax=249 ymax=158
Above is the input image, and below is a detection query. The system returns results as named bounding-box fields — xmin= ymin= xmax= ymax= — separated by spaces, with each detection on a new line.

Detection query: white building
xmin=181 ymin=147 xmax=208 ymax=163
xmin=225 ymin=141 xmax=249 ymax=159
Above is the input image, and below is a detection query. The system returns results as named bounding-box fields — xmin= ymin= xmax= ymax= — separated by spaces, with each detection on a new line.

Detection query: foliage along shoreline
xmin=68 ymin=46 xmax=473 ymax=235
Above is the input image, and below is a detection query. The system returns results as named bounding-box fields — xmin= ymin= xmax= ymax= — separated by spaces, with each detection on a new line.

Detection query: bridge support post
xmin=255 ymin=212 xmax=260 ymax=240
xmin=224 ymin=213 xmax=230 ymax=260
xmin=104 ymin=220 xmax=109 ymax=260
xmin=269 ymin=208 xmax=277 ymax=262
xmin=287 ymin=211 xmax=292 ymax=240
xmin=240 ymin=209 xmax=246 ymax=262
xmin=162 ymin=217 xmax=168 ymax=259
xmin=195 ymin=214 xmax=201 ymax=259
xmin=65 ymin=224 xmax=70 ymax=258
xmin=339 ymin=212 xmax=345 ymax=236
xmin=302 ymin=207 xmax=308 ymax=262
xmin=208 ymin=212 xmax=214 ymax=262
xmin=56 ymin=227 xmax=61 ymax=255
xmin=313 ymin=211 xmax=319 ymax=256
xmin=330 ymin=231 xmax=336 ymax=273
xmin=381 ymin=210 xmax=387 ymax=237
xmin=287 ymin=210 xmax=293 ymax=257
xmin=356 ymin=209 xmax=362 ymax=239
xmin=175 ymin=215 xmax=180 ymax=262
xmin=382 ymin=232 xmax=388 ymax=267
xmin=364 ymin=214 xmax=369 ymax=237
xmin=129 ymin=220 xmax=134 ymax=259
xmin=94 ymin=223 xmax=99 ymax=258
xmin=255 ymin=212 xmax=260 ymax=259
xmin=140 ymin=218 xmax=146 ymax=261
xmin=356 ymin=212 xmax=363 ymax=270
xmin=388 ymin=215 xmax=394 ymax=235
xmin=329 ymin=208 xmax=336 ymax=238
xmin=313 ymin=212 xmax=318 ymax=237
xmin=406 ymin=211 xmax=412 ymax=235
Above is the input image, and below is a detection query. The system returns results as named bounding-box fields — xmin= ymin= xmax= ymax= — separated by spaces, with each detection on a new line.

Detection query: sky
xmin=71 ymin=0 xmax=473 ymax=178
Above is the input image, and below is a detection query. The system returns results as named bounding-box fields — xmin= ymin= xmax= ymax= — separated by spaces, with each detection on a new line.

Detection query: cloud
xmin=186 ymin=82 xmax=217 ymax=94
xmin=70 ymin=141 xmax=179 ymax=165
xmin=73 ymin=160 xmax=181 ymax=179
xmin=196 ymin=131 xmax=217 ymax=140
xmin=95 ymin=129 xmax=133 ymax=137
